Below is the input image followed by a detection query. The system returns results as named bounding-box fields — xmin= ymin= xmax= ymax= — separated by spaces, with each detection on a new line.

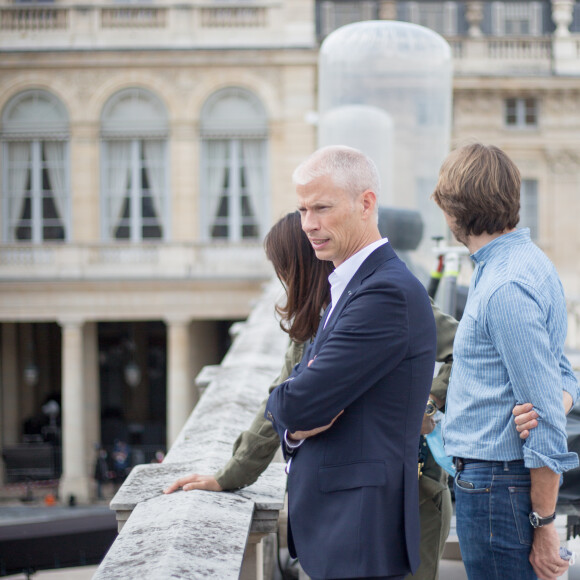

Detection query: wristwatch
xmin=424 ymin=398 xmax=438 ymax=417
xmin=529 ymin=511 xmax=556 ymax=528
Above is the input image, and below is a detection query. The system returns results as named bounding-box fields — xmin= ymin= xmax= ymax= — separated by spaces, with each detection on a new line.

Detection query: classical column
xmin=166 ymin=318 xmax=193 ymax=445
xmin=59 ymin=319 xmax=92 ymax=504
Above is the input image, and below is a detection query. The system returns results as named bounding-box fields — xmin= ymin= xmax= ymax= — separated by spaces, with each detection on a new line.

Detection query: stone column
xmin=59 ymin=319 xmax=92 ymax=504
xmin=166 ymin=318 xmax=192 ymax=446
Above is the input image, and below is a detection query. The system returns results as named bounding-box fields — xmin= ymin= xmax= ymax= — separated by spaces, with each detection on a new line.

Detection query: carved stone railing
xmin=449 ymin=36 xmax=555 ymax=75
xmin=200 ymin=5 xmax=269 ymax=28
xmin=0 ymin=241 xmax=272 ymax=280
xmin=0 ymin=1 xmax=311 ymax=50
xmin=100 ymin=7 xmax=167 ymax=29
xmin=0 ymin=5 xmax=68 ymax=31
xmin=94 ymin=280 xmax=289 ymax=579
xmin=2 ymin=2 xmax=579 ymax=75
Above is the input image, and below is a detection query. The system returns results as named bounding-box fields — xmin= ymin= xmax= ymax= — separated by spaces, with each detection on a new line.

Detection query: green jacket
xmin=215 ymin=340 xmax=305 ymax=490
xmin=215 ymin=300 xmax=457 ymax=493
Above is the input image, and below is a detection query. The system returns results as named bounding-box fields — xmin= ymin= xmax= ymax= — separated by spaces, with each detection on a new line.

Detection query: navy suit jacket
xmin=265 ymin=243 xmax=436 ymax=579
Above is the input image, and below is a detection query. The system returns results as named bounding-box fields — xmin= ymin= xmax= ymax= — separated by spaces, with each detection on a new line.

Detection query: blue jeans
xmin=454 ymin=459 xmax=536 ymax=580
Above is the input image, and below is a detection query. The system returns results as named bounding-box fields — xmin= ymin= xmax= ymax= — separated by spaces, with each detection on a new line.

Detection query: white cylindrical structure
xmin=319 ymin=104 xmax=394 ymax=206
xmin=319 ymin=20 xmax=453 ymax=260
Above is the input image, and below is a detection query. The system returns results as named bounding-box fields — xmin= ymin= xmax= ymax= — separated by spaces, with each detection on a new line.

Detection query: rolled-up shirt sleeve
xmin=486 ymin=282 xmax=579 ymax=474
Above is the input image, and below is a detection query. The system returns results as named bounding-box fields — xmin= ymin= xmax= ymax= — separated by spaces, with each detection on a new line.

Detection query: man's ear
xmin=361 ymin=190 xmax=377 ymax=219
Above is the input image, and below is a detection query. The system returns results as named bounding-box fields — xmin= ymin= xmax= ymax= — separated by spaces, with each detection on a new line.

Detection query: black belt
xmin=454 ymin=457 xmax=525 ymax=473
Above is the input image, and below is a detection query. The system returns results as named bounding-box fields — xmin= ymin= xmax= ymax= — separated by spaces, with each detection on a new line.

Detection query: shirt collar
xmin=471 ymin=228 xmax=530 ymax=265
xmin=330 ymin=237 xmax=389 ymax=288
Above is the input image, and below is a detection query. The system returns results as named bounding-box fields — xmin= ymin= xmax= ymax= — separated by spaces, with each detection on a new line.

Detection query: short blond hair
xmin=293 ymin=145 xmax=381 ymax=202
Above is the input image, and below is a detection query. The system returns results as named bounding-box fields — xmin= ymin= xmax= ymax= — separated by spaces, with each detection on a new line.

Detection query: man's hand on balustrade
xmin=163 ymin=474 xmax=223 ymax=494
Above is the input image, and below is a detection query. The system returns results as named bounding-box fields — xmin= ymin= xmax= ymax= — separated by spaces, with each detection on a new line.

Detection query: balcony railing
xmin=200 ymin=5 xmax=268 ymax=28
xmin=1 ymin=2 xmax=578 ymax=75
xmin=100 ymin=7 xmax=167 ymax=29
xmin=0 ymin=5 xmax=68 ymax=31
xmin=0 ymin=241 xmax=273 ymax=281
xmin=0 ymin=1 xmax=311 ymax=50
xmin=448 ymin=36 xmax=554 ymax=75
xmin=93 ymin=280 xmax=289 ymax=579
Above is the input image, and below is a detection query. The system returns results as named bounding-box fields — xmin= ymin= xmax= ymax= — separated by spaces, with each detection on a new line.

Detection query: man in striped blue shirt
xmin=432 ymin=143 xmax=579 ymax=580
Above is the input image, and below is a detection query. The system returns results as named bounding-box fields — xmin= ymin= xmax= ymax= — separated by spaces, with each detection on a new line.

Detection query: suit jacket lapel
xmin=311 ymin=303 xmax=332 ymax=352
xmin=315 ymin=243 xmax=397 ymax=347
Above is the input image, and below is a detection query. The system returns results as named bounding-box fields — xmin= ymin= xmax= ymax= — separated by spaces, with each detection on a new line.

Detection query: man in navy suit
xmin=266 ymin=145 xmax=437 ymax=580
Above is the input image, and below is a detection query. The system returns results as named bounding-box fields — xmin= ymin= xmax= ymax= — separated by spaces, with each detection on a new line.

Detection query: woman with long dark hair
xmin=164 ymin=211 xmax=332 ymax=493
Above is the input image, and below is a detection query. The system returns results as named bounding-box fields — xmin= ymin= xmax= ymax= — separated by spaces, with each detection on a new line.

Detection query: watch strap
xmin=529 ymin=511 xmax=556 ymax=528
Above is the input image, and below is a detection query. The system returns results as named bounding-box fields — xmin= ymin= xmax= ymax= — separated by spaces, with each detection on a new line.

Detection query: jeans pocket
xmin=508 ymin=486 xmax=533 ymax=546
xmin=454 ymin=471 xmax=491 ymax=494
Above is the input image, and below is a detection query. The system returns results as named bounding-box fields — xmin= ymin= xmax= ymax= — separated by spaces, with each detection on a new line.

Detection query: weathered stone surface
xmin=97 ymin=279 xmax=289 ymax=578
xmin=95 ymin=492 xmax=254 ymax=579
xmin=110 ymin=461 xmax=286 ymax=512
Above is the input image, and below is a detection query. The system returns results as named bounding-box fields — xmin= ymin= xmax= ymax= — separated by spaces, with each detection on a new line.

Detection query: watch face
xmin=529 ymin=511 xmax=555 ymax=528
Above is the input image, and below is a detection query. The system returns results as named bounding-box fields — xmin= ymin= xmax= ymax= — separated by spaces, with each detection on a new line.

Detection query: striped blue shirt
xmin=443 ymin=228 xmax=579 ymax=473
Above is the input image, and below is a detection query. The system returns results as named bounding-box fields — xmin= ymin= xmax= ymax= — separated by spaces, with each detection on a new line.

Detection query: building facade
xmin=0 ymin=0 xmax=579 ymax=501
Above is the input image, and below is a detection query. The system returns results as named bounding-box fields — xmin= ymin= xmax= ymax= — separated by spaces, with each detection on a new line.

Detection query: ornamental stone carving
xmin=544 ymin=148 xmax=580 ymax=173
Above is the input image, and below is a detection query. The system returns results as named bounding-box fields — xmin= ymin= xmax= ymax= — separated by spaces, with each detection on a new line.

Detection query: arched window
xmin=1 ymin=90 xmax=70 ymax=242
xmin=101 ymin=88 xmax=169 ymax=241
xmin=200 ymin=88 xmax=268 ymax=241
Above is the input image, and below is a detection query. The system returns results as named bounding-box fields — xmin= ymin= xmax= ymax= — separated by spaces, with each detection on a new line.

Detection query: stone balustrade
xmin=0 ymin=1 xmax=311 ymax=50
xmin=449 ymin=36 xmax=554 ymax=75
xmin=100 ymin=7 xmax=167 ymax=29
xmin=94 ymin=279 xmax=290 ymax=579
xmin=0 ymin=5 xmax=69 ymax=30
xmin=0 ymin=241 xmax=272 ymax=280
xmin=1 ymin=1 xmax=579 ymax=75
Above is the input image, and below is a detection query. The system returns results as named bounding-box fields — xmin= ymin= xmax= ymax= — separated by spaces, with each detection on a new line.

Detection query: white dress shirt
xmin=324 ymin=237 xmax=389 ymax=328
